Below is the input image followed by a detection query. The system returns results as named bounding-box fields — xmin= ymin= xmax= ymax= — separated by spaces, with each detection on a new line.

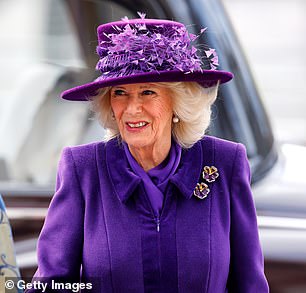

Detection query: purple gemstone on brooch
xmin=193 ymin=183 xmax=210 ymax=199
xmin=202 ymin=166 xmax=219 ymax=183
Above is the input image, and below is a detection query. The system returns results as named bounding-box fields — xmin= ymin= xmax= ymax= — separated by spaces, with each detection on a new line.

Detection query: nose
xmin=125 ymin=94 xmax=142 ymax=115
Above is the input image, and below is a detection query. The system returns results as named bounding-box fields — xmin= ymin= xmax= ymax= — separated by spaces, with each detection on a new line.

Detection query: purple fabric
xmin=60 ymin=18 xmax=233 ymax=101
xmin=26 ymin=136 xmax=269 ymax=293
xmin=95 ymin=15 xmax=218 ymax=79
xmin=123 ymin=139 xmax=182 ymax=217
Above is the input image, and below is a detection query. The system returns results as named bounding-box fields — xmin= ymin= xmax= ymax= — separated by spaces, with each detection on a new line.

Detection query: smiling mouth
xmin=126 ymin=121 xmax=148 ymax=129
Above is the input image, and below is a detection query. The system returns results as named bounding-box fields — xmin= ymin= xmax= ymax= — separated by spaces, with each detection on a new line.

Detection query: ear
xmin=111 ymin=110 xmax=115 ymax=120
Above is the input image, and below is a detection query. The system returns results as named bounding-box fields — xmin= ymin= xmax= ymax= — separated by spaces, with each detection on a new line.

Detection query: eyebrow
xmin=112 ymin=86 xmax=126 ymax=90
xmin=112 ymin=84 xmax=158 ymax=90
xmin=139 ymin=84 xmax=158 ymax=89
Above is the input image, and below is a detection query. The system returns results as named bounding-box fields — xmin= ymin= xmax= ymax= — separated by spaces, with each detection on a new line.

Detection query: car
xmin=1 ymin=0 xmax=306 ymax=292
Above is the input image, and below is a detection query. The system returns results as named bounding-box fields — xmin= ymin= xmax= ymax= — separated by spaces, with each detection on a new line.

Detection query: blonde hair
xmin=90 ymin=81 xmax=218 ymax=148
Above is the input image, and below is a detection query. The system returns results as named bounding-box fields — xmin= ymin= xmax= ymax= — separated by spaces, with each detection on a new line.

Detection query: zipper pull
xmin=156 ymin=219 xmax=160 ymax=232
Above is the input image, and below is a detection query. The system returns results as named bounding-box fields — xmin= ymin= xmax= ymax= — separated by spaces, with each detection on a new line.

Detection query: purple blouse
xmin=123 ymin=140 xmax=182 ymax=217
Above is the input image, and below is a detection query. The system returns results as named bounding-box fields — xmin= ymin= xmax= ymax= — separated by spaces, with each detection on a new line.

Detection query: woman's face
xmin=110 ymin=83 xmax=173 ymax=149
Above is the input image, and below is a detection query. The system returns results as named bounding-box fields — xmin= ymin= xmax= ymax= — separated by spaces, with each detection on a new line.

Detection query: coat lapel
xmin=105 ymin=138 xmax=141 ymax=203
xmin=171 ymin=136 xmax=214 ymax=200
xmin=105 ymin=136 xmax=214 ymax=203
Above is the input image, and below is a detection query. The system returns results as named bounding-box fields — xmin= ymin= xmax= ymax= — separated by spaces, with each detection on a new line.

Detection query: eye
xmin=141 ymin=90 xmax=156 ymax=96
xmin=112 ymin=89 xmax=126 ymax=96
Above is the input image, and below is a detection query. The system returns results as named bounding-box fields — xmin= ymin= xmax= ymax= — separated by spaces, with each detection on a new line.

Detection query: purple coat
xmin=29 ymin=135 xmax=269 ymax=292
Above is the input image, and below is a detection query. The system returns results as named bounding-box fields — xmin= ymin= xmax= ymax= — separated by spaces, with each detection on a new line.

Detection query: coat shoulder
xmin=62 ymin=140 xmax=107 ymax=168
xmin=200 ymin=135 xmax=244 ymax=172
xmin=201 ymin=135 xmax=241 ymax=154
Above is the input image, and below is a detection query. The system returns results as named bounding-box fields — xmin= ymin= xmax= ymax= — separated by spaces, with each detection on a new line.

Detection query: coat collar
xmin=105 ymin=138 xmax=141 ymax=203
xmin=105 ymin=137 xmax=213 ymax=203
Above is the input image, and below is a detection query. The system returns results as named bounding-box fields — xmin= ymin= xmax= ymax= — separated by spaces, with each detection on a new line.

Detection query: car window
xmin=0 ymin=0 xmax=89 ymax=184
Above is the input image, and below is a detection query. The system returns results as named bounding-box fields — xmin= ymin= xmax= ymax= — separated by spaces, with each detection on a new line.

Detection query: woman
xmin=27 ymin=15 xmax=269 ymax=292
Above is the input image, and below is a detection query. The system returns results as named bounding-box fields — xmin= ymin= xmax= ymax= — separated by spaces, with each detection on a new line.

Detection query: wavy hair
xmin=90 ymin=81 xmax=218 ymax=148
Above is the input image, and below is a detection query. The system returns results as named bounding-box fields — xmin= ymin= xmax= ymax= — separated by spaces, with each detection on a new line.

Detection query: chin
xmin=123 ymin=136 xmax=153 ymax=149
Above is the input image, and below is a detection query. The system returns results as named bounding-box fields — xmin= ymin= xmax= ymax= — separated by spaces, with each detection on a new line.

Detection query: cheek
xmin=111 ymin=100 xmax=124 ymax=119
xmin=150 ymin=102 xmax=172 ymax=127
xmin=158 ymin=99 xmax=172 ymax=119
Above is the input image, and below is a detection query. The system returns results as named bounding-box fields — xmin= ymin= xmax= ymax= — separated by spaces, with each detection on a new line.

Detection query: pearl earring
xmin=172 ymin=116 xmax=179 ymax=123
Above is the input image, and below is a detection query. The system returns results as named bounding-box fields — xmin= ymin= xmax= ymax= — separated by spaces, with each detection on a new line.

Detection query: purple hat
xmin=61 ymin=14 xmax=233 ymax=101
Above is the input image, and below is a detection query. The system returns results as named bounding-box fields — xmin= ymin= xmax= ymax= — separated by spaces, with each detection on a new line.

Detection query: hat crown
xmin=95 ymin=16 xmax=219 ymax=80
xmin=97 ymin=19 xmax=184 ymax=43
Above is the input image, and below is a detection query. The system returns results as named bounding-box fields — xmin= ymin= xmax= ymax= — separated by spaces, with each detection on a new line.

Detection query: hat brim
xmin=61 ymin=69 xmax=233 ymax=101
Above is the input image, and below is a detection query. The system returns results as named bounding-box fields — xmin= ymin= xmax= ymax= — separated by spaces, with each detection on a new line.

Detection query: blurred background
xmin=0 ymin=0 xmax=305 ymax=292
xmin=223 ymin=0 xmax=306 ymax=145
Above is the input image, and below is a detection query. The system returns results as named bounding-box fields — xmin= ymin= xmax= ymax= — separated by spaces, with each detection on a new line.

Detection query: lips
xmin=126 ymin=121 xmax=148 ymax=129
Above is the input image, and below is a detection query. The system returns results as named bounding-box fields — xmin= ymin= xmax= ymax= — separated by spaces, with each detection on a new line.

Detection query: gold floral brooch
xmin=193 ymin=166 xmax=219 ymax=199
